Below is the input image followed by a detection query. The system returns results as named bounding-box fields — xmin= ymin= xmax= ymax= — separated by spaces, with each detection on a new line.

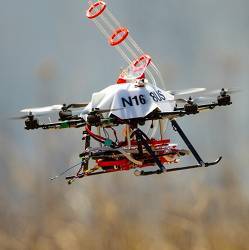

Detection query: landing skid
xmin=135 ymin=156 xmax=222 ymax=176
xmin=66 ymin=155 xmax=222 ymax=182
xmin=135 ymin=119 xmax=222 ymax=176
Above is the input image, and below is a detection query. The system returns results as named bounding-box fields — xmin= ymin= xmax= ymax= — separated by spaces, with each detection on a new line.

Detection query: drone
xmin=14 ymin=1 xmax=237 ymax=184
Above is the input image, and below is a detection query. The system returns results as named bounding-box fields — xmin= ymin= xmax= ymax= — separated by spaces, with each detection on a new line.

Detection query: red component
xmin=86 ymin=1 xmax=107 ymax=19
xmin=150 ymin=139 xmax=170 ymax=146
xmin=97 ymin=159 xmax=130 ymax=170
xmin=117 ymin=73 xmax=146 ymax=84
xmin=93 ymin=138 xmax=179 ymax=173
xmin=116 ymin=54 xmax=151 ymax=84
xmin=132 ymin=54 xmax=151 ymax=72
xmin=109 ymin=27 xmax=129 ymax=46
xmin=85 ymin=125 xmax=106 ymax=142
xmin=136 ymin=73 xmax=145 ymax=80
xmin=117 ymin=77 xmax=127 ymax=84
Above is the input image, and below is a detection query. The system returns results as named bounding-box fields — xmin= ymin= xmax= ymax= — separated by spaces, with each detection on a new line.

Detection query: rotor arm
xmin=155 ymin=96 xmax=232 ymax=120
xmin=25 ymin=119 xmax=86 ymax=130
xmin=174 ymin=99 xmax=232 ymax=113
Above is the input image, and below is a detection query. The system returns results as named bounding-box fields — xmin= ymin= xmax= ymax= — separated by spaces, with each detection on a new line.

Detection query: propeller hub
xmin=220 ymin=88 xmax=227 ymax=97
xmin=184 ymin=98 xmax=198 ymax=114
xmin=25 ymin=116 xmax=39 ymax=130
xmin=87 ymin=114 xmax=101 ymax=126
xmin=187 ymin=96 xmax=194 ymax=104
xmin=59 ymin=110 xmax=73 ymax=120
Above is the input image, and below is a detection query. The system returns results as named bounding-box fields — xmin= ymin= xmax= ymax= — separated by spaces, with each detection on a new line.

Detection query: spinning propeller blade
xmin=20 ymin=105 xmax=63 ymax=114
xmin=10 ymin=111 xmax=47 ymax=120
xmin=67 ymin=103 xmax=88 ymax=109
xmin=10 ymin=114 xmax=34 ymax=120
xmin=19 ymin=102 xmax=89 ymax=115
xmin=167 ymin=88 xmax=206 ymax=96
xmin=206 ymin=88 xmax=241 ymax=96
xmin=174 ymin=96 xmax=215 ymax=104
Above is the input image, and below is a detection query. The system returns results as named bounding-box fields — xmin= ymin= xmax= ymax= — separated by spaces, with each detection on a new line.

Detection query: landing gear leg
xmin=170 ymin=119 xmax=222 ymax=170
xmin=67 ymin=128 xmax=92 ymax=183
xmin=132 ymin=128 xmax=166 ymax=176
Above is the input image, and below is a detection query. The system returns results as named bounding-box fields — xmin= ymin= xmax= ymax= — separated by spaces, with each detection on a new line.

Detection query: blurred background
xmin=0 ymin=0 xmax=249 ymax=249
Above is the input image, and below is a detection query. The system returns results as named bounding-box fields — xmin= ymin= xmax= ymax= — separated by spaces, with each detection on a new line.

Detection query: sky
xmin=0 ymin=1 xmax=249 ymax=249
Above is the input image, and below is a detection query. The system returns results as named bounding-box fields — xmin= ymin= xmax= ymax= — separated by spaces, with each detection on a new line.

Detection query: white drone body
xmin=82 ymin=83 xmax=174 ymax=120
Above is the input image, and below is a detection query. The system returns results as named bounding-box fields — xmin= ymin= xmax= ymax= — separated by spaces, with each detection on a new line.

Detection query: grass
xmin=0 ymin=161 xmax=248 ymax=250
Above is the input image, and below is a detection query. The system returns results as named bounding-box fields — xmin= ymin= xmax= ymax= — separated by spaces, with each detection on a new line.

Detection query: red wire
xmin=85 ymin=125 xmax=106 ymax=142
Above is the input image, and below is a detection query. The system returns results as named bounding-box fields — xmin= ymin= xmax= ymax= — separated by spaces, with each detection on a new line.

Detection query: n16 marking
xmin=122 ymin=95 xmax=146 ymax=107
xmin=150 ymin=90 xmax=166 ymax=102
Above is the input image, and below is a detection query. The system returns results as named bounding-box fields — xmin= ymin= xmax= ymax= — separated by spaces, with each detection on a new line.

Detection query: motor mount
xmin=25 ymin=114 xmax=39 ymax=130
xmin=59 ymin=110 xmax=73 ymax=120
xmin=217 ymin=89 xmax=231 ymax=106
xmin=184 ymin=97 xmax=199 ymax=114
xmin=87 ymin=114 xmax=101 ymax=126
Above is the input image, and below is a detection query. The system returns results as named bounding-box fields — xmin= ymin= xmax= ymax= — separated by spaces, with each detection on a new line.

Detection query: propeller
xmin=10 ymin=112 xmax=35 ymax=120
xmin=63 ymin=103 xmax=88 ymax=109
xmin=11 ymin=103 xmax=89 ymax=120
xmin=205 ymin=88 xmax=241 ymax=96
xmin=172 ymin=88 xmax=240 ymax=106
xmin=12 ymin=106 xmax=120 ymax=120
xmin=20 ymin=105 xmax=63 ymax=114
xmin=174 ymin=96 xmax=216 ymax=104
xmin=20 ymin=103 xmax=88 ymax=114
xmin=167 ymin=88 xmax=206 ymax=96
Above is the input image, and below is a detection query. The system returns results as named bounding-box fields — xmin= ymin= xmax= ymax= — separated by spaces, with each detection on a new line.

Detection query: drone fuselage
xmin=81 ymin=82 xmax=176 ymax=121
